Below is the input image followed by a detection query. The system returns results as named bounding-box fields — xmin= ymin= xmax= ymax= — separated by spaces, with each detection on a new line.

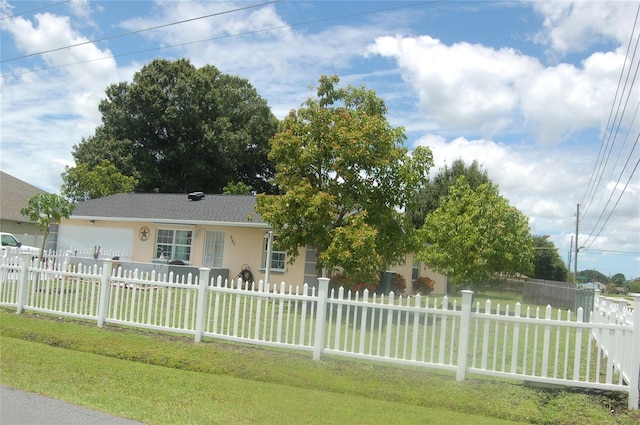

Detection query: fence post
xmin=456 ymin=290 xmax=473 ymax=381
xmin=313 ymin=277 xmax=330 ymax=360
xmin=96 ymin=260 xmax=113 ymax=327
xmin=16 ymin=254 xmax=32 ymax=314
xmin=195 ymin=268 xmax=211 ymax=343
xmin=593 ymin=288 xmax=601 ymax=318
xmin=628 ymin=293 xmax=640 ymax=410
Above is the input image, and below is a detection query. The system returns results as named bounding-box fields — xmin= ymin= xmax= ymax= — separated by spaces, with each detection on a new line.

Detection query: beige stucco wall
xmin=388 ymin=253 xmax=447 ymax=295
xmin=58 ymin=218 xmax=445 ymax=294
xmin=59 ymin=218 xmax=309 ymax=289
xmin=0 ymin=221 xmax=43 ymax=248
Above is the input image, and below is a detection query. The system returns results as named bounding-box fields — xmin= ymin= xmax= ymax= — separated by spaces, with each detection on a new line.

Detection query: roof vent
xmin=188 ymin=191 xmax=205 ymax=201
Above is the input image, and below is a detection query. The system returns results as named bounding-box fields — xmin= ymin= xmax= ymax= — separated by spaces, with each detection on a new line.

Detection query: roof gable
xmin=0 ymin=171 xmax=48 ymax=222
xmin=70 ymin=193 xmax=266 ymax=226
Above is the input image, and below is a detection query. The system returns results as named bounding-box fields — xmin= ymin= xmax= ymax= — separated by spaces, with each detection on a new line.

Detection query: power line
xmin=583 ymin=39 xmax=639 ymax=224
xmin=582 ymin=149 xmax=640 ymax=251
xmin=1 ymin=1 xmax=442 ymax=79
xmin=581 ymin=89 xmax=640 ymax=247
xmin=0 ymin=0 xmax=70 ymax=20
xmin=578 ymin=3 xmax=640 ymax=250
xmin=581 ymin=110 xmax=640 ymax=249
xmin=585 ymin=249 xmax=640 ymax=256
xmin=0 ymin=1 xmax=281 ymax=64
xmin=580 ymin=2 xmax=640 ymax=220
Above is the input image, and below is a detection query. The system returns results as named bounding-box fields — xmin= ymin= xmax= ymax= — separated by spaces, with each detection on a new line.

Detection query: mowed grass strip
xmin=1 ymin=309 xmax=637 ymax=425
xmin=2 ymin=338 xmax=526 ymax=425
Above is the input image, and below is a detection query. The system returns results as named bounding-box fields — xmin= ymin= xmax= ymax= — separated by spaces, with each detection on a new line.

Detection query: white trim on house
xmin=71 ymin=216 xmax=271 ymax=229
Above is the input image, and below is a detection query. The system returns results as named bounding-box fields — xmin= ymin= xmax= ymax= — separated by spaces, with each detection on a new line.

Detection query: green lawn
xmin=1 ymin=308 xmax=638 ymax=425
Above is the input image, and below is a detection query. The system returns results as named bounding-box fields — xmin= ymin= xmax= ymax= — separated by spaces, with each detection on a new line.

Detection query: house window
xmin=203 ymin=230 xmax=224 ymax=268
xmin=412 ymin=258 xmax=421 ymax=281
xmin=263 ymin=235 xmax=286 ymax=271
xmin=155 ymin=229 xmax=192 ymax=262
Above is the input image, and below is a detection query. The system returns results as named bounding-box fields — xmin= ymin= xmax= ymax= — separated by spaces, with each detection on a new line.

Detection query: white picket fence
xmin=1 ymin=254 xmax=638 ymax=410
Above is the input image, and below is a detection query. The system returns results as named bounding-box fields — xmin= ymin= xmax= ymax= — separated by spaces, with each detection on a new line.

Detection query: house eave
xmin=69 ymin=216 xmax=271 ymax=229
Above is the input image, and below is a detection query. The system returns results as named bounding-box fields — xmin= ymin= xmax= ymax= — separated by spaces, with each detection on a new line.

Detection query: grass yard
xmin=1 ymin=308 xmax=638 ymax=425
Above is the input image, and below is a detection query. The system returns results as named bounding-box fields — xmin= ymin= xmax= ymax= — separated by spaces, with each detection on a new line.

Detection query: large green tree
xmin=70 ymin=58 xmax=278 ymax=194
xmin=577 ymin=269 xmax=610 ymax=284
xmin=61 ymin=160 xmax=138 ymax=201
xmin=408 ymin=159 xmax=493 ymax=229
xmin=627 ymin=277 xmax=640 ymax=293
xmin=610 ymin=273 xmax=626 ymax=286
xmin=256 ymin=75 xmax=434 ymax=282
xmin=20 ymin=194 xmax=74 ymax=260
xmin=532 ymin=235 xmax=568 ymax=281
xmin=418 ymin=176 xmax=533 ymax=287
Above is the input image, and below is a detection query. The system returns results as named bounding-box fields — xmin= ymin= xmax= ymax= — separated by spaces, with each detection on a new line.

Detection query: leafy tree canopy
xmin=69 ymin=58 xmax=278 ymax=194
xmin=408 ymin=159 xmax=493 ymax=229
xmin=20 ymin=194 xmax=74 ymax=260
xmin=222 ymin=181 xmax=253 ymax=194
xmin=61 ymin=160 xmax=138 ymax=201
xmin=418 ymin=176 xmax=533 ymax=287
xmin=256 ymin=75 xmax=434 ymax=282
xmin=532 ymin=235 xmax=568 ymax=282
xmin=627 ymin=278 xmax=640 ymax=293
xmin=577 ymin=269 xmax=610 ymax=284
xmin=610 ymin=273 xmax=626 ymax=286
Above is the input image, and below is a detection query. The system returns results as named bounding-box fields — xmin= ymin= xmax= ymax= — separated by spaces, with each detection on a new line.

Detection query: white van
xmin=0 ymin=232 xmax=40 ymax=257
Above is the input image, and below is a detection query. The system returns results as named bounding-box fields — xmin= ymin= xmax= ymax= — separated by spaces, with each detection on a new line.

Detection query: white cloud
xmin=367 ymin=32 xmax=626 ymax=144
xmin=0 ymin=0 xmax=13 ymax=16
xmin=2 ymin=12 xmax=117 ymax=119
xmin=116 ymin=1 xmax=412 ymax=119
xmin=1 ymin=11 xmax=119 ymax=192
xmin=520 ymin=52 xmax=623 ymax=143
xmin=532 ymin=1 xmax=639 ymax=54
xmin=69 ymin=0 xmax=92 ymax=20
xmin=367 ymin=35 xmax=538 ymax=138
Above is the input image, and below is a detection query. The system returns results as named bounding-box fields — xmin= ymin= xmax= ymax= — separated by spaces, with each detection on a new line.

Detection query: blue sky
xmin=1 ymin=1 xmax=639 ymax=279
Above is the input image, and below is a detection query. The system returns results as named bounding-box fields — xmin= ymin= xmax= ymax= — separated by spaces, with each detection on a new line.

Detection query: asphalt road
xmin=0 ymin=386 xmax=145 ymax=425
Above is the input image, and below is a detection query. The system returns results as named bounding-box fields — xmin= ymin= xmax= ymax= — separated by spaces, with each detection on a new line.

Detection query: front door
xmin=202 ymin=230 xmax=224 ymax=268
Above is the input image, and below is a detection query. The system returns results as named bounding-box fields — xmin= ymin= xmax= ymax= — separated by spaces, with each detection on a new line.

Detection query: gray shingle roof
xmin=71 ymin=193 xmax=267 ymax=226
xmin=0 ymin=171 xmax=48 ymax=222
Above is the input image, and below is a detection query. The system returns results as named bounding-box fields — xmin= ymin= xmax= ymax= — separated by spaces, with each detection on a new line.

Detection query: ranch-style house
xmin=56 ymin=192 xmax=447 ymax=294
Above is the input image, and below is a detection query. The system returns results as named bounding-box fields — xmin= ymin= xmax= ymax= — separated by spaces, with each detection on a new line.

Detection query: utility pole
xmin=264 ymin=231 xmax=273 ymax=286
xmin=567 ymin=234 xmax=573 ymax=275
xmin=574 ymin=203 xmax=580 ymax=284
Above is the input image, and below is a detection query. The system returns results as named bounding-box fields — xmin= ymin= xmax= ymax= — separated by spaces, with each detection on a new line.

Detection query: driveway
xmin=0 ymin=386 xmax=144 ymax=425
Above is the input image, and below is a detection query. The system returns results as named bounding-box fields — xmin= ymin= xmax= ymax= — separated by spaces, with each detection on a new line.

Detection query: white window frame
xmin=263 ymin=235 xmax=286 ymax=272
xmin=155 ymin=229 xmax=192 ymax=263
xmin=412 ymin=258 xmax=421 ymax=281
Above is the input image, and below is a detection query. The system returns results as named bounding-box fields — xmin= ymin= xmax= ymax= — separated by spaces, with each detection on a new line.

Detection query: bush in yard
xmin=394 ymin=273 xmax=407 ymax=295
xmin=329 ymin=272 xmax=377 ymax=295
xmin=329 ymin=272 xmax=349 ymax=293
xmin=413 ymin=276 xmax=435 ymax=295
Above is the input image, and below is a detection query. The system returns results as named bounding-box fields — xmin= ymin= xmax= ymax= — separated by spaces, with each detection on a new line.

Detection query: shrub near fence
xmin=1 ymin=254 xmax=639 ymax=410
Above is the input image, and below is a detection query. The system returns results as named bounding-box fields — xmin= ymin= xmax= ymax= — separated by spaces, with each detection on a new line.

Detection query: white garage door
xmin=58 ymin=226 xmax=133 ymax=259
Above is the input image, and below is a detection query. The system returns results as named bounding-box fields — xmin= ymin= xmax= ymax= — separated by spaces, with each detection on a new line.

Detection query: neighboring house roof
xmin=70 ymin=193 xmax=268 ymax=227
xmin=0 ymin=171 xmax=47 ymax=222
xmin=579 ymin=282 xmax=607 ymax=290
